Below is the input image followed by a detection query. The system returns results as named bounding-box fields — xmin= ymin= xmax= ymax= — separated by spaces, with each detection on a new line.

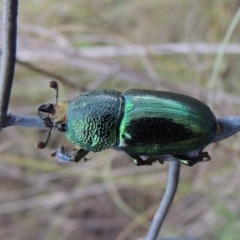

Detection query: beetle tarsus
xmin=83 ymin=157 xmax=91 ymax=162
xmin=51 ymin=146 xmax=89 ymax=163
xmin=141 ymin=156 xmax=164 ymax=165
xmin=126 ymin=153 xmax=162 ymax=166
xmin=174 ymin=150 xmax=211 ymax=166
xmin=51 ymin=146 xmax=74 ymax=163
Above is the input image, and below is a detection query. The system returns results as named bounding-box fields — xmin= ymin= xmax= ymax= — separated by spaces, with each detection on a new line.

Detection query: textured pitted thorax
xmin=66 ymin=90 xmax=123 ymax=152
xmin=53 ymin=101 xmax=70 ymax=124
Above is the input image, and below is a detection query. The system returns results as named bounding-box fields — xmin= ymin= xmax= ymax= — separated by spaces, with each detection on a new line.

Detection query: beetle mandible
xmin=36 ymin=81 xmax=218 ymax=166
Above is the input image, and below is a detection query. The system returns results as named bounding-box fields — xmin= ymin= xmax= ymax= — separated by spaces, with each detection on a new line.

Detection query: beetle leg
xmin=51 ymin=145 xmax=89 ymax=163
xmin=125 ymin=153 xmax=142 ymax=166
xmin=125 ymin=153 xmax=145 ymax=166
xmin=174 ymin=150 xmax=211 ymax=166
xmin=140 ymin=156 xmax=165 ymax=165
xmin=125 ymin=153 xmax=159 ymax=166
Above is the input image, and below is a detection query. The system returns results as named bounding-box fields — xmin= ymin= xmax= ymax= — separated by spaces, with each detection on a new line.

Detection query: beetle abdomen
xmin=66 ymin=90 xmax=123 ymax=152
xmin=118 ymin=89 xmax=217 ymax=155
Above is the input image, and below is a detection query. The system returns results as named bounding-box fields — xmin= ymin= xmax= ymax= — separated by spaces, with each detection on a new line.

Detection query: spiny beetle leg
xmin=139 ymin=156 xmax=165 ymax=165
xmin=126 ymin=153 xmax=160 ymax=166
xmin=51 ymin=146 xmax=72 ymax=163
xmin=51 ymin=145 xmax=89 ymax=163
xmin=174 ymin=150 xmax=211 ymax=166
xmin=149 ymin=156 xmax=164 ymax=164
xmin=71 ymin=148 xmax=89 ymax=163
xmin=125 ymin=153 xmax=145 ymax=166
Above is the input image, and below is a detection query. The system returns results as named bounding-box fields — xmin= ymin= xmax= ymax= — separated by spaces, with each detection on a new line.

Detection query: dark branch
xmin=212 ymin=116 xmax=240 ymax=143
xmin=0 ymin=0 xmax=18 ymax=129
xmin=145 ymin=161 xmax=181 ymax=240
xmin=6 ymin=113 xmax=46 ymax=129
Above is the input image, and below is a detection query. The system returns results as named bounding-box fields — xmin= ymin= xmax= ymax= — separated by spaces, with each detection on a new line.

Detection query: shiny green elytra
xmin=37 ymin=82 xmax=218 ymax=166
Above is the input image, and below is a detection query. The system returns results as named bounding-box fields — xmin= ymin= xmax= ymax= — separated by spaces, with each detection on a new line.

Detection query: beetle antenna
xmin=35 ymin=126 xmax=54 ymax=149
xmin=49 ymin=81 xmax=58 ymax=103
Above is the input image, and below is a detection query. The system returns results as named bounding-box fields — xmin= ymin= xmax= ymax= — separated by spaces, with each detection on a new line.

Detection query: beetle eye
xmin=57 ymin=123 xmax=68 ymax=132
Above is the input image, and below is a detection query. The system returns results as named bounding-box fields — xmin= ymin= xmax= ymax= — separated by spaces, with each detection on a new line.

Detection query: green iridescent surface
xmin=63 ymin=88 xmax=217 ymax=163
xmin=119 ymin=89 xmax=217 ymax=155
xmin=66 ymin=90 xmax=122 ymax=152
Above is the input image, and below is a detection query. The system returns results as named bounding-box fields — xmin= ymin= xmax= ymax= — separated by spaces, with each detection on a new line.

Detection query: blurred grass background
xmin=1 ymin=0 xmax=240 ymax=239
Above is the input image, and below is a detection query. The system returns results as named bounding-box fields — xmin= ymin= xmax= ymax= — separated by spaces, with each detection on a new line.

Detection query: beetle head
xmin=36 ymin=81 xmax=69 ymax=149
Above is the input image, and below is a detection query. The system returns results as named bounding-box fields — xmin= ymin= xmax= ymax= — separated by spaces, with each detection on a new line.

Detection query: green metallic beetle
xmin=36 ymin=81 xmax=218 ymax=166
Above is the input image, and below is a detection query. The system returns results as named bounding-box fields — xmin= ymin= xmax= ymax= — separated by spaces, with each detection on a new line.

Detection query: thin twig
xmin=0 ymin=183 xmax=127 ymax=215
xmin=212 ymin=116 xmax=240 ymax=143
xmin=208 ymin=7 xmax=240 ymax=108
xmin=16 ymin=59 xmax=80 ymax=90
xmin=6 ymin=113 xmax=46 ymax=129
xmin=140 ymin=237 xmax=203 ymax=240
xmin=10 ymin=36 xmax=240 ymax=102
xmin=76 ymin=43 xmax=240 ymax=58
xmin=0 ymin=0 xmax=18 ymax=129
xmin=145 ymin=161 xmax=181 ymax=240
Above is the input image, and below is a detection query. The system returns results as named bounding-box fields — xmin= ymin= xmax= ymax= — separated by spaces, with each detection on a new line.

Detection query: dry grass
xmin=0 ymin=0 xmax=240 ymax=239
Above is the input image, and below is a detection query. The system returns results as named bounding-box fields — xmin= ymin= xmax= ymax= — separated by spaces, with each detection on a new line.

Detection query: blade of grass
xmin=208 ymin=7 xmax=240 ymax=108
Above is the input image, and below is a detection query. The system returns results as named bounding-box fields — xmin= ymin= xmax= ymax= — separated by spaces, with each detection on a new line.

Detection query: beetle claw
xmin=143 ymin=156 xmax=164 ymax=165
xmin=83 ymin=157 xmax=91 ymax=162
xmin=174 ymin=150 xmax=211 ymax=166
xmin=51 ymin=146 xmax=74 ymax=163
xmin=200 ymin=152 xmax=211 ymax=162
xmin=51 ymin=150 xmax=57 ymax=157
